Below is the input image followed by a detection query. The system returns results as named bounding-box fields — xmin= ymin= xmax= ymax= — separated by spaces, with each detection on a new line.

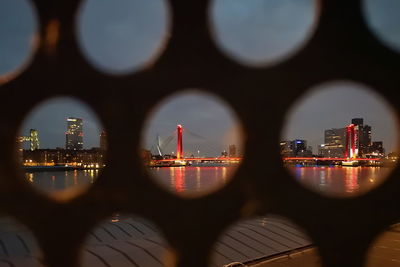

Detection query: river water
xmin=14 ymin=166 xmax=394 ymax=266
xmin=25 ymin=166 xmax=392 ymax=197
xmin=288 ymin=166 xmax=391 ymax=197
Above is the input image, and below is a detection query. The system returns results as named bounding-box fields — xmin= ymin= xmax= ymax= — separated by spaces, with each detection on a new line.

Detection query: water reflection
xmin=175 ymin=167 xmax=185 ymax=193
xmin=289 ymin=166 xmax=391 ymax=197
xmin=25 ymin=170 xmax=98 ymax=193
xmin=150 ymin=166 xmax=236 ymax=196
xmin=344 ymin=168 xmax=360 ymax=193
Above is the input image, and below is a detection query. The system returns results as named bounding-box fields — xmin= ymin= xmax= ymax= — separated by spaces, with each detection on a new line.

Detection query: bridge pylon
xmin=177 ymin=125 xmax=183 ymax=159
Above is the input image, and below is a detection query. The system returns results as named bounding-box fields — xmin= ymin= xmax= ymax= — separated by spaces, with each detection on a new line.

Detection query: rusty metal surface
xmin=0 ymin=0 xmax=400 ymax=266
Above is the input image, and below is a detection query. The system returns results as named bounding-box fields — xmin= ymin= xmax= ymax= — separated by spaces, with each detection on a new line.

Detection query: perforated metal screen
xmin=1 ymin=0 xmax=400 ymax=267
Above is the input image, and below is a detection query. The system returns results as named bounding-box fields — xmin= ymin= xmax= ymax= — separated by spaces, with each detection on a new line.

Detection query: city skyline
xmin=20 ymin=98 xmax=102 ymax=149
xmin=4 ymin=0 xmax=400 ymax=155
xmin=282 ymin=81 xmax=398 ymax=154
xmin=143 ymin=91 xmax=243 ymax=157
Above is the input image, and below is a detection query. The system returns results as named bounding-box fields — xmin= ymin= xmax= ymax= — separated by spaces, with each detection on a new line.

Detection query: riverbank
xmin=23 ymin=165 xmax=102 ymax=172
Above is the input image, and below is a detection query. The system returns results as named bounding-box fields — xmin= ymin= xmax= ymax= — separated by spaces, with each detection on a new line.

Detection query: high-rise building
xmin=358 ymin=125 xmax=372 ymax=155
xmin=29 ymin=129 xmax=40 ymax=151
xmin=280 ymin=141 xmax=293 ymax=157
xmin=351 ymin=118 xmax=364 ymax=126
xmin=292 ymin=140 xmax=311 ymax=157
xmin=320 ymin=128 xmax=346 ymax=157
xmin=324 ymin=128 xmax=346 ymax=146
xmin=228 ymin=144 xmax=237 ymax=157
xmin=280 ymin=140 xmax=312 ymax=157
xmin=350 ymin=118 xmax=372 ymax=156
xmin=66 ymin=117 xmax=83 ymax=150
xmin=370 ymin=141 xmax=384 ymax=157
xmin=100 ymin=131 xmax=107 ymax=151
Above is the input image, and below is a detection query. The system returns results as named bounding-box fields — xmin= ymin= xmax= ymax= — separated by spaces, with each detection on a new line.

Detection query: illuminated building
xmin=66 ymin=117 xmax=83 ymax=150
xmin=351 ymin=118 xmax=372 ymax=156
xmin=319 ymin=128 xmax=346 ymax=157
xmin=292 ymin=140 xmax=312 ymax=157
xmin=280 ymin=140 xmax=312 ymax=157
xmin=19 ymin=129 xmax=40 ymax=152
xmin=29 ymin=129 xmax=40 ymax=151
xmin=280 ymin=141 xmax=293 ymax=157
xmin=370 ymin=141 xmax=384 ymax=157
xmin=22 ymin=148 xmax=105 ymax=166
xmin=345 ymin=124 xmax=359 ymax=158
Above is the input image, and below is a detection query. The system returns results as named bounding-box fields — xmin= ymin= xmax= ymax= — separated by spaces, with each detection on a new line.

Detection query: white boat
xmin=342 ymin=160 xmax=359 ymax=167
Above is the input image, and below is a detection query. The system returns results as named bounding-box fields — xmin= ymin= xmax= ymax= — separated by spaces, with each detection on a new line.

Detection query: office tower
xmin=324 ymin=128 xmax=346 ymax=146
xmin=351 ymin=118 xmax=364 ymax=126
xmin=66 ymin=117 xmax=83 ymax=150
xmin=292 ymin=140 xmax=311 ymax=157
xmin=229 ymin=144 xmax=237 ymax=157
xmin=359 ymin=125 xmax=372 ymax=155
xmin=320 ymin=128 xmax=346 ymax=157
xmin=280 ymin=141 xmax=293 ymax=157
xmin=100 ymin=130 xmax=107 ymax=150
xmin=370 ymin=141 xmax=384 ymax=156
xmin=29 ymin=129 xmax=40 ymax=151
xmin=350 ymin=118 xmax=372 ymax=156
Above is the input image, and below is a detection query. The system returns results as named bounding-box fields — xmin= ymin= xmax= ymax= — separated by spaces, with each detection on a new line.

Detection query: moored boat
xmin=342 ymin=160 xmax=359 ymax=167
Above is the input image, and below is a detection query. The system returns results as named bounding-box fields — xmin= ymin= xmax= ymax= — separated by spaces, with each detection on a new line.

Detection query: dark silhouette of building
xmin=65 ymin=117 xmax=83 ymax=150
xmin=229 ymin=144 xmax=237 ymax=157
xmin=280 ymin=140 xmax=312 ymax=157
xmin=350 ymin=118 xmax=372 ymax=156
xmin=141 ymin=149 xmax=152 ymax=165
xmin=280 ymin=141 xmax=293 ymax=157
xmin=351 ymin=118 xmax=364 ymax=126
xmin=370 ymin=141 xmax=384 ymax=156
xmin=100 ymin=130 xmax=107 ymax=150
xmin=292 ymin=140 xmax=312 ymax=157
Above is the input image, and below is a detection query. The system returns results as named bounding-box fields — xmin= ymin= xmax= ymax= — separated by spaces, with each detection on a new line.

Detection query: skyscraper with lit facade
xmin=66 ymin=117 xmax=83 ymax=150
xmin=29 ymin=129 xmax=40 ymax=151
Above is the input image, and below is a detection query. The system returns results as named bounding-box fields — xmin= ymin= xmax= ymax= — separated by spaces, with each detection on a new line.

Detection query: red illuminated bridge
xmin=150 ymin=125 xmax=381 ymax=165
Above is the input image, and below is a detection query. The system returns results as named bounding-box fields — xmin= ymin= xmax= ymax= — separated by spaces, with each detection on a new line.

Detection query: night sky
xmin=1 ymin=0 xmax=399 ymax=154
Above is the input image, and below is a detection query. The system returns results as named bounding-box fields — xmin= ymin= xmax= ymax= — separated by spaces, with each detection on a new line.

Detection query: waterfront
xmin=25 ymin=166 xmax=391 ymax=197
xmin=10 ymin=166 xmax=393 ymax=267
xmin=25 ymin=170 xmax=98 ymax=194
xmin=150 ymin=166 xmax=235 ymax=195
xmin=289 ymin=166 xmax=391 ymax=197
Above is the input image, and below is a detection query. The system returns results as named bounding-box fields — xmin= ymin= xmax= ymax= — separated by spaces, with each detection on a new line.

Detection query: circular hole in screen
xmin=211 ymin=215 xmax=321 ymax=266
xmin=209 ymin=0 xmax=317 ymax=67
xmin=141 ymin=90 xmax=244 ymax=197
xmin=77 ymin=0 xmax=170 ymax=75
xmin=281 ymin=81 xmax=399 ymax=197
xmin=364 ymin=0 xmax=400 ymax=53
xmin=18 ymin=97 xmax=106 ymax=200
xmin=81 ymin=214 xmax=172 ymax=266
xmin=0 ymin=0 xmax=38 ymax=84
